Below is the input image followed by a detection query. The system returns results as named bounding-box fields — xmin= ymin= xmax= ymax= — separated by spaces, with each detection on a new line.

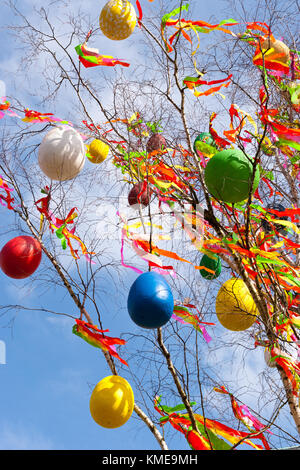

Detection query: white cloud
xmin=0 ymin=422 xmax=54 ymax=450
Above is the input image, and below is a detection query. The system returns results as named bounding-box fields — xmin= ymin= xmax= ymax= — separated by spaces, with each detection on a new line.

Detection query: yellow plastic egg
xmin=216 ymin=278 xmax=259 ymax=331
xmin=261 ymin=38 xmax=290 ymax=65
xmin=99 ymin=0 xmax=137 ymax=41
xmin=90 ymin=375 xmax=134 ymax=429
xmin=87 ymin=139 xmax=109 ymax=164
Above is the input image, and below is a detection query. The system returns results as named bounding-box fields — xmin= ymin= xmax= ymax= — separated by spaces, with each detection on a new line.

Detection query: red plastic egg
xmin=128 ymin=182 xmax=151 ymax=207
xmin=0 ymin=236 xmax=42 ymax=279
xmin=146 ymin=134 xmax=166 ymax=153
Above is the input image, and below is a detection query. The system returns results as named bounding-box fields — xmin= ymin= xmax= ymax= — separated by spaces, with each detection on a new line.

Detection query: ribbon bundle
xmin=35 ymin=187 xmax=94 ymax=261
xmin=72 ymin=319 xmax=128 ymax=366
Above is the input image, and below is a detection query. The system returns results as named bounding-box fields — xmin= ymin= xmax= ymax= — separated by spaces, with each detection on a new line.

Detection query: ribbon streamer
xmin=0 ymin=175 xmax=14 ymax=210
xmin=35 ymin=188 xmax=94 ymax=262
xmin=72 ymin=319 xmax=128 ymax=366
xmin=75 ymin=43 xmax=130 ymax=68
xmin=154 ymin=396 xmax=270 ymax=450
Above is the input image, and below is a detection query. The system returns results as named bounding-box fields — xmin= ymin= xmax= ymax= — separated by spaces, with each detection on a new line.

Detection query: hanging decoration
xmin=204 ymin=148 xmax=260 ymax=203
xmin=75 ymin=42 xmax=130 ymax=68
xmin=127 ymin=271 xmax=174 ymax=329
xmin=99 ymin=0 xmax=137 ymax=41
xmin=72 ymin=319 xmax=128 ymax=366
xmin=154 ymin=396 xmax=271 ymax=450
xmin=22 ymin=109 xmax=71 ymax=125
xmin=86 ymin=139 xmax=110 ymax=164
xmin=215 ymin=279 xmax=259 ymax=331
xmin=0 ymin=175 xmax=15 ymax=210
xmin=0 ymin=236 xmax=42 ymax=279
xmin=214 ymin=386 xmax=273 ymax=437
xmin=90 ymin=375 xmax=134 ymax=428
xmin=198 ymin=253 xmax=222 ymax=280
xmin=35 ymin=187 xmax=94 ymax=261
xmin=172 ymin=303 xmax=214 ymax=343
xmin=38 ymin=126 xmax=86 ymax=181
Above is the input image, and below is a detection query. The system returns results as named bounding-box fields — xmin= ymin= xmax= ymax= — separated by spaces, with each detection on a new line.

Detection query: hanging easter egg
xmin=193 ymin=132 xmax=218 ymax=158
xmin=90 ymin=375 xmax=134 ymax=429
xmin=199 ymin=253 xmax=221 ymax=280
xmin=146 ymin=133 xmax=166 ymax=153
xmin=261 ymin=38 xmax=290 ymax=65
xmin=215 ymin=278 xmax=259 ymax=331
xmin=128 ymin=182 xmax=151 ymax=207
xmin=38 ymin=126 xmax=85 ymax=181
xmin=99 ymin=0 xmax=137 ymax=41
xmin=204 ymin=148 xmax=260 ymax=203
xmin=0 ymin=236 xmax=42 ymax=279
xmin=87 ymin=139 xmax=109 ymax=164
xmin=127 ymin=272 xmax=174 ymax=329
xmin=261 ymin=203 xmax=288 ymax=235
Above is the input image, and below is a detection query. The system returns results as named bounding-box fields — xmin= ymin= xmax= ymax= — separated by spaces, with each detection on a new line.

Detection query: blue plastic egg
xmin=127 ymin=272 xmax=174 ymax=329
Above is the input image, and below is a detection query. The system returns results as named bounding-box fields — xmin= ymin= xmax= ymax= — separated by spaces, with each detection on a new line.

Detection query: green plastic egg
xmin=199 ymin=254 xmax=222 ymax=280
xmin=204 ymin=148 xmax=260 ymax=203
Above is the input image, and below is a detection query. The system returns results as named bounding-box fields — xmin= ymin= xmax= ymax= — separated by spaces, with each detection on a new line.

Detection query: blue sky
xmin=0 ymin=0 xmax=298 ymax=452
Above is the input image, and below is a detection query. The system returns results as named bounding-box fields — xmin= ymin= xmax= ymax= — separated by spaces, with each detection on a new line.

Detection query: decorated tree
xmin=0 ymin=0 xmax=299 ymax=451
